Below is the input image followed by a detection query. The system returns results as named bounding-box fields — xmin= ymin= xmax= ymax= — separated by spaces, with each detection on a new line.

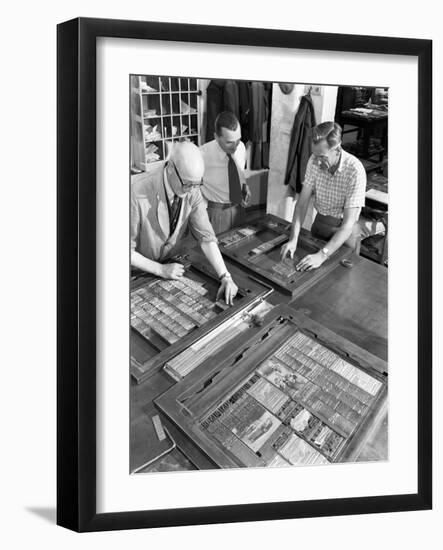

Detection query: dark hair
xmin=214 ymin=111 xmax=240 ymax=135
xmin=311 ymin=121 xmax=342 ymax=148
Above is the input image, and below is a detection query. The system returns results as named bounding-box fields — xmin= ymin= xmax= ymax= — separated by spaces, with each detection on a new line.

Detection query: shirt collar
xmin=214 ymin=139 xmax=230 ymax=159
xmin=335 ymin=149 xmax=347 ymax=173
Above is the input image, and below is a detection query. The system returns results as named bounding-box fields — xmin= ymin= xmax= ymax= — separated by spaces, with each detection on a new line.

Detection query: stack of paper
xmin=145 ymin=143 xmax=160 ymax=162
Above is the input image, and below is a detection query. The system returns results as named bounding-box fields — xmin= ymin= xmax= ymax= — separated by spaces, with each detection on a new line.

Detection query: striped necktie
xmin=169 ymin=194 xmax=181 ymax=235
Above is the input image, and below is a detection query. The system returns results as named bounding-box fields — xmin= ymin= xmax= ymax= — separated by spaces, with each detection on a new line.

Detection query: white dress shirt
xmin=200 ymin=139 xmax=246 ymax=203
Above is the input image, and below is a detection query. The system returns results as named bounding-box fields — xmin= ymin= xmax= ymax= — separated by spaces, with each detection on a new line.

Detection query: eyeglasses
xmin=171 ymin=162 xmax=203 ymax=191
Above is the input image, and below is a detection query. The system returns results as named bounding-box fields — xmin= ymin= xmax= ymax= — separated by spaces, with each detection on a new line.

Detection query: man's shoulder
xmin=233 ymin=140 xmax=246 ymax=166
xmin=236 ymin=140 xmax=246 ymax=155
xmin=341 ymin=150 xmax=365 ymax=173
xmin=306 ymin=154 xmax=319 ymax=173
xmin=200 ymin=139 xmax=217 ymax=155
xmin=131 ymin=165 xmax=164 ymax=200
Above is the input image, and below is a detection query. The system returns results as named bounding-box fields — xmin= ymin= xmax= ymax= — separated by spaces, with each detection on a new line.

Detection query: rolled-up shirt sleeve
xmin=237 ymin=141 xmax=247 ymax=184
xmin=344 ymin=163 xmax=367 ymax=209
xmin=188 ymin=189 xmax=218 ymax=243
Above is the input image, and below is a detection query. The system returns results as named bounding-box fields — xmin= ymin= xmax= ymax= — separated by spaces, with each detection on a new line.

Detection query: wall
xmin=266 ymin=84 xmax=338 ymax=226
xmin=1 ymin=1 xmax=441 ymax=549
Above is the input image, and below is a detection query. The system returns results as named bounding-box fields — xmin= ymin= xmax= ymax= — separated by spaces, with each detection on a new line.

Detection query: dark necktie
xmin=228 ymin=154 xmax=242 ymax=205
xmin=169 ymin=194 xmax=181 ymax=235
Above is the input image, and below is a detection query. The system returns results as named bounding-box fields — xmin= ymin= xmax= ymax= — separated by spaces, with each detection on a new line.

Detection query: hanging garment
xmin=262 ymin=82 xmax=272 ymax=168
xmin=250 ymin=81 xmax=265 ymax=143
xmin=205 ymin=80 xmax=225 ymax=140
xmin=206 ymin=80 xmax=272 ymax=166
xmin=223 ymin=80 xmax=240 ymax=119
xmin=249 ymin=81 xmax=272 ymax=169
xmin=284 ymin=94 xmax=317 ymax=193
xmin=206 ymin=80 xmax=241 ymax=141
xmin=237 ymin=81 xmax=251 ymax=143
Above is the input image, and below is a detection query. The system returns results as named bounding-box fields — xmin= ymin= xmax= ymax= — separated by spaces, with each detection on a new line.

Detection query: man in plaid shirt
xmin=281 ymin=121 xmax=366 ymax=271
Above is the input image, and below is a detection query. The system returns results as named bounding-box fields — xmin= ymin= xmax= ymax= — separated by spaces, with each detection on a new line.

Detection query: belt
xmin=315 ymin=213 xmax=343 ymax=228
xmin=207 ymin=200 xmax=237 ymax=210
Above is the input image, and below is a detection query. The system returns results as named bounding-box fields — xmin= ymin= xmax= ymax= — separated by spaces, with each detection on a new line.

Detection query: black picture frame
xmin=57 ymin=17 xmax=432 ymax=532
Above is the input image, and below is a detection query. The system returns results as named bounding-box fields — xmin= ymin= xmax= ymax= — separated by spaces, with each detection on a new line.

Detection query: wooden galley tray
xmin=217 ymin=214 xmax=352 ymax=297
xmin=130 ymin=250 xmax=273 ymax=384
xmin=155 ymin=305 xmax=387 ymax=469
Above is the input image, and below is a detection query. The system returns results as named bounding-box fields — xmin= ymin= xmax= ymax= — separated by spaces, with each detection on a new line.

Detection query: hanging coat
xmin=284 ymin=94 xmax=317 ymax=193
xmin=206 ymin=80 xmax=241 ymax=142
xmin=237 ymin=81 xmax=251 ymax=143
xmin=223 ymin=80 xmax=240 ymax=120
xmin=249 ymin=81 xmax=271 ymax=170
xmin=205 ymin=80 xmax=225 ymax=141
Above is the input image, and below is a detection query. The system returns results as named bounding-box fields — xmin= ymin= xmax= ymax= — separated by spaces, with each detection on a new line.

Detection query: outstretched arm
xmin=131 ymin=251 xmax=185 ymax=279
xmin=295 ymin=207 xmax=360 ymax=271
xmin=200 ymin=241 xmax=238 ymax=306
xmin=281 ymin=183 xmax=314 ymax=259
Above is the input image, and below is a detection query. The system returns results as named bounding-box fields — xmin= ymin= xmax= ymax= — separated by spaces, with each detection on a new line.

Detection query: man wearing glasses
xmin=281 ymin=121 xmax=366 ymax=271
xmin=131 ymin=141 xmax=238 ymax=305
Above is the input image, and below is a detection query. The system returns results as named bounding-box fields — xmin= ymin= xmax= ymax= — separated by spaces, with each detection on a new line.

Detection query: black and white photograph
xmin=129 ymin=76 xmax=389 ymax=474
xmin=1 ymin=0 xmax=439 ymax=543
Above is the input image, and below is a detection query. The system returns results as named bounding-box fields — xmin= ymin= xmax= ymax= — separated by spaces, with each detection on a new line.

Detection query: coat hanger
xmin=299 ymin=85 xmax=313 ymax=101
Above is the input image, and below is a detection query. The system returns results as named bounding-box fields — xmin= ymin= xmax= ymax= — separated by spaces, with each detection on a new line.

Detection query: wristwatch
xmin=320 ymin=247 xmax=330 ymax=259
xmin=219 ymin=271 xmax=232 ymax=281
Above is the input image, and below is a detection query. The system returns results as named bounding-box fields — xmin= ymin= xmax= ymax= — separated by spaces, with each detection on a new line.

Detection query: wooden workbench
xmin=131 ymin=249 xmax=388 ymax=473
xmin=290 ymin=255 xmax=387 ymax=364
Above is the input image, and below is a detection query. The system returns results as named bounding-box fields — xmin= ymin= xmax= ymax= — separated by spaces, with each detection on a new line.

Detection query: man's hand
xmin=296 ymin=251 xmax=326 ymax=272
xmin=241 ymin=184 xmax=252 ymax=208
xmin=216 ymin=277 xmax=238 ymax=306
xmin=281 ymin=238 xmax=298 ymax=260
xmin=159 ymin=262 xmax=185 ymax=280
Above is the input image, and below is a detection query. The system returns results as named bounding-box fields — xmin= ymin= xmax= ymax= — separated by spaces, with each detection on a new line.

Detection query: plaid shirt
xmin=303 ymin=150 xmax=366 ymax=218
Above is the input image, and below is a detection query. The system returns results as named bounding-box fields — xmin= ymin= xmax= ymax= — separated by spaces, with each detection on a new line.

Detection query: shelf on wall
xmin=131 ymin=75 xmax=202 ymax=172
